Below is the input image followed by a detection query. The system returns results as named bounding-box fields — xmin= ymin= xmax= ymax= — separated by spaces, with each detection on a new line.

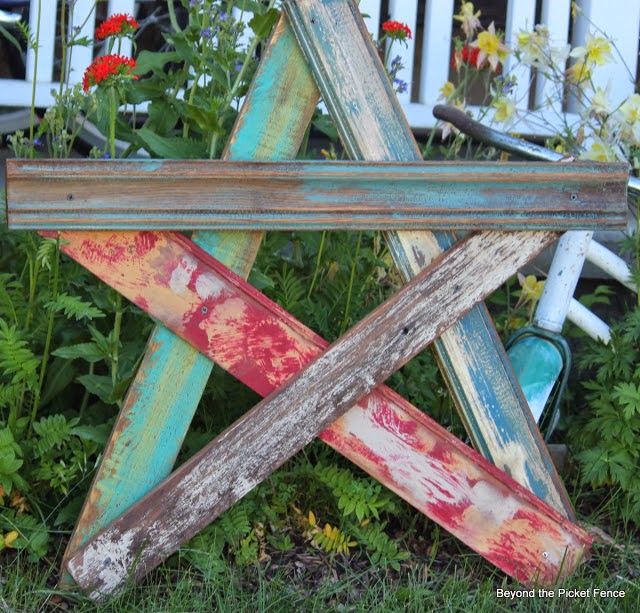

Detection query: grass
xmin=1 ymin=522 xmax=638 ymax=612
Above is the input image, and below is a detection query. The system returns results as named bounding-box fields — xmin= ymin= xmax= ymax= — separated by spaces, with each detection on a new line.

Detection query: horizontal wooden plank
xmin=283 ymin=0 xmax=574 ymax=517
xmin=5 ymin=160 xmax=628 ymax=231
xmin=61 ymin=228 xmax=590 ymax=596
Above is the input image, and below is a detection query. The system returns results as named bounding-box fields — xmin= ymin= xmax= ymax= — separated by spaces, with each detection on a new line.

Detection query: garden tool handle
xmin=433 ymin=105 xmax=640 ymax=196
xmin=432 ymin=105 xmax=565 ymax=162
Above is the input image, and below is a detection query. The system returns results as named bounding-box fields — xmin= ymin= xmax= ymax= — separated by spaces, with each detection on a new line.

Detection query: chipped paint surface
xmin=283 ymin=0 xmax=573 ymax=517
xmin=7 ymin=160 xmax=627 ymax=231
xmin=62 ymin=228 xmax=591 ymax=594
xmin=59 ymin=13 xmax=322 ymax=578
xmin=52 ymin=2 xmax=586 ymax=596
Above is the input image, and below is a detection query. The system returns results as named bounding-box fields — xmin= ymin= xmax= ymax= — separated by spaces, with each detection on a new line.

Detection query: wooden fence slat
xmin=62 ymin=228 xmax=591 ymax=596
xmin=419 ymin=0 xmax=455 ymax=104
xmin=7 ymin=160 xmax=628 ymax=231
xmin=570 ymin=0 xmax=640 ymax=111
xmin=25 ymin=0 xmax=56 ymax=83
xmin=534 ymin=0 xmax=571 ymax=112
xmin=68 ymin=0 xmax=97 ymax=84
xmin=58 ymin=15 xmax=320 ymax=578
xmin=283 ymin=0 xmax=574 ymax=517
xmin=505 ymin=0 xmax=537 ymax=110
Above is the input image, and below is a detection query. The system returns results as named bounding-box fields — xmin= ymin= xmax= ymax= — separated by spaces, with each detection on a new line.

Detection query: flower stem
xmin=28 ymin=0 xmax=42 ymax=156
xmin=58 ymin=0 xmax=67 ymax=93
xmin=111 ymin=293 xmax=123 ymax=391
xmin=167 ymin=0 xmax=182 ymax=33
xmin=307 ymin=231 xmax=327 ymax=299
xmin=108 ymin=87 xmax=117 ymax=159
xmin=340 ymin=232 xmax=362 ymax=335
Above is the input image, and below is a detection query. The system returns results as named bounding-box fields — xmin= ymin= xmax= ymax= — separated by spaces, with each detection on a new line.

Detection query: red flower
xmin=382 ymin=20 xmax=412 ymax=40
xmin=82 ymin=54 xmax=138 ymax=92
xmin=451 ymin=45 xmax=485 ymax=70
xmin=96 ymin=13 xmax=139 ymax=40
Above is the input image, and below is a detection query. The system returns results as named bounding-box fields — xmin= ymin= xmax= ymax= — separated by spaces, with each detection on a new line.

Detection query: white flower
xmin=580 ymin=138 xmax=618 ymax=162
xmin=589 ymin=87 xmax=611 ymax=115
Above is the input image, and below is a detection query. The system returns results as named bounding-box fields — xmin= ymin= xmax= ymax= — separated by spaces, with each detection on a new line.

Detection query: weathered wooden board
xmin=283 ymin=0 xmax=573 ymax=516
xmin=59 ymin=14 xmax=320 ymax=577
xmin=63 ymin=227 xmax=591 ymax=596
xmin=6 ymin=160 xmax=628 ymax=231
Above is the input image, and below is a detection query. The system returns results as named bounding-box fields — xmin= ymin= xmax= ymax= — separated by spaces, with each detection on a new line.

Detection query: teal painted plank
xmin=60 ymin=14 xmax=320 ymax=574
xmin=7 ymin=160 xmax=628 ymax=231
xmin=283 ymin=0 xmax=574 ymax=516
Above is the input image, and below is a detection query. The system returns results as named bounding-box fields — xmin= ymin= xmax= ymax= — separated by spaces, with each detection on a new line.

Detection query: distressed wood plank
xmin=59 ymin=14 xmax=320 ymax=577
xmin=63 ymin=228 xmax=591 ymax=596
xmin=283 ymin=0 xmax=574 ymax=517
xmin=6 ymin=160 xmax=628 ymax=231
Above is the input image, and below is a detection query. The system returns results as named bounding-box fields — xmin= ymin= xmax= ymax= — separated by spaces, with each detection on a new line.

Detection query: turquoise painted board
xmin=7 ymin=159 xmax=628 ymax=231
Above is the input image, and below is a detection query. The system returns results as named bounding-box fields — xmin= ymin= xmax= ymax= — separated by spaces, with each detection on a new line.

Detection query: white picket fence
xmin=1 ymin=0 xmax=640 ymax=136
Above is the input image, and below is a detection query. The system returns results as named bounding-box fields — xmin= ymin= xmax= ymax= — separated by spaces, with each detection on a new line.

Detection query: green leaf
xmin=40 ymin=358 xmax=76 ymax=407
xmin=136 ymin=127 xmax=208 ymax=159
xmin=67 ymin=36 xmax=93 ymax=47
xmin=71 ymin=423 xmax=110 ymax=446
xmin=612 ymin=382 xmax=640 ymax=420
xmin=77 ymin=374 xmax=115 ymax=404
xmin=134 ymin=50 xmax=181 ymax=75
xmin=0 ymin=23 xmax=24 ymax=56
xmin=52 ymin=342 xmax=105 ymax=364
xmin=45 ymin=293 xmax=105 ymax=321
xmin=249 ymin=8 xmax=279 ymax=39
xmin=148 ymin=101 xmax=180 ymax=136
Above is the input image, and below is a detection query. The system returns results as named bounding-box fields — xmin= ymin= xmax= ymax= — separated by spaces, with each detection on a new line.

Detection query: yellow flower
xmin=589 ymin=87 xmax=611 ymax=115
xmin=619 ymin=93 xmax=640 ymax=124
xmin=492 ymin=97 xmax=516 ymax=123
xmin=517 ymin=25 xmax=550 ymax=67
xmin=2 ymin=530 xmax=19 ymax=548
xmin=308 ymin=510 xmax=316 ymax=527
xmin=570 ymin=34 xmax=613 ymax=66
xmin=10 ymin=492 xmax=29 ymax=514
xmin=517 ymin=273 xmax=545 ymax=308
xmin=454 ymin=2 xmax=481 ymax=39
xmin=580 ymin=139 xmax=617 ymax=162
xmin=474 ymin=22 xmax=509 ymax=71
xmin=616 ymin=94 xmax=640 ymax=144
xmin=566 ymin=60 xmax=591 ymax=85
xmin=439 ymin=80 xmax=455 ymax=100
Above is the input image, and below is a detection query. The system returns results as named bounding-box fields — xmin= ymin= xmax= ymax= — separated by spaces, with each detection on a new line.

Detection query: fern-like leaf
xmin=45 ymin=293 xmax=104 ymax=321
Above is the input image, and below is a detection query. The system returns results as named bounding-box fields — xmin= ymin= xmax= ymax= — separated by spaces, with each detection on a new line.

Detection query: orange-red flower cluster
xmin=382 ymin=20 xmax=412 ymax=40
xmin=451 ymin=45 xmax=496 ymax=71
xmin=82 ymin=54 xmax=138 ymax=92
xmin=96 ymin=13 xmax=139 ymax=40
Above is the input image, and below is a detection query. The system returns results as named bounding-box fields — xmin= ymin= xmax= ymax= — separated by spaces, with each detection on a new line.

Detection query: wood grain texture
xmin=62 ymin=227 xmax=591 ymax=596
xmin=59 ymin=14 xmax=320 ymax=578
xmin=283 ymin=0 xmax=574 ymax=517
xmin=6 ymin=159 xmax=628 ymax=231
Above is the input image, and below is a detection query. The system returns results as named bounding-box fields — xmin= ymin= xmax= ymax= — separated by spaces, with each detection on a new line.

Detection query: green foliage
xmin=314 ymin=463 xmax=398 ymax=521
xmin=307 ymin=462 xmax=410 ymax=569
xmin=571 ymin=308 xmax=640 ymax=524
